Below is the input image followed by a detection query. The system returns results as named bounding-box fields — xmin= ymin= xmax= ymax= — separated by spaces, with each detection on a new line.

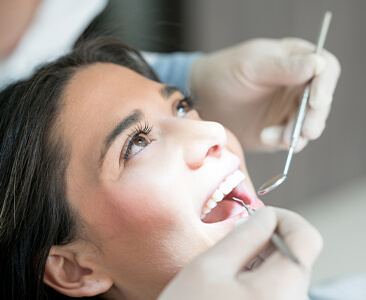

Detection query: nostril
xmin=186 ymin=144 xmax=223 ymax=170
xmin=206 ymin=144 xmax=222 ymax=158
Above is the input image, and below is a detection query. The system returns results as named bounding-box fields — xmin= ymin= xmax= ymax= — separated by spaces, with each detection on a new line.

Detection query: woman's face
xmin=60 ymin=63 xmax=264 ymax=296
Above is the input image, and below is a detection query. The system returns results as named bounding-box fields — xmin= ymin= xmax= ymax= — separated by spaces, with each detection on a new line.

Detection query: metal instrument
xmin=257 ymin=11 xmax=332 ymax=195
xmin=233 ymin=197 xmax=299 ymax=264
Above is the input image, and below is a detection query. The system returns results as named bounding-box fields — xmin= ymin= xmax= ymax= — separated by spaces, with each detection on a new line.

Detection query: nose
xmin=182 ymin=120 xmax=227 ymax=170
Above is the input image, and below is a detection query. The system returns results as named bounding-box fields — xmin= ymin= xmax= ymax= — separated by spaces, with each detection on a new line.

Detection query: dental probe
xmin=257 ymin=11 xmax=332 ymax=195
xmin=232 ymin=197 xmax=299 ymax=264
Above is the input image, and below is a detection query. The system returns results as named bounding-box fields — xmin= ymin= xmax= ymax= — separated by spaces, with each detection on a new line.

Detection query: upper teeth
xmin=201 ymin=170 xmax=246 ymax=218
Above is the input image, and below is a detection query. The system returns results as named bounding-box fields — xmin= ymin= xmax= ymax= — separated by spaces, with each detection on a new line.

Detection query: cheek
xmin=225 ymin=127 xmax=256 ymax=194
xmin=99 ymin=163 xmax=185 ymax=238
xmin=225 ymin=128 xmax=246 ymax=167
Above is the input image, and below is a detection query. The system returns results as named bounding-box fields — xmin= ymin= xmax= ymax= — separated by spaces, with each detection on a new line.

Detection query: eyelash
xmin=122 ymin=122 xmax=153 ymax=160
xmin=177 ymin=94 xmax=197 ymax=114
xmin=121 ymin=95 xmax=197 ymax=161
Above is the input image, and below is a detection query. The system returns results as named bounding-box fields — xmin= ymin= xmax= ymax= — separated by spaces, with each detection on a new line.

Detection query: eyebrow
xmin=99 ymin=109 xmax=143 ymax=167
xmin=98 ymin=85 xmax=180 ymax=168
xmin=159 ymin=85 xmax=181 ymax=99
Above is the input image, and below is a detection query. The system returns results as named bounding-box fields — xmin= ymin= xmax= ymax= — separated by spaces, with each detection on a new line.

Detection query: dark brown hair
xmin=0 ymin=37 xmax=158 ymax=300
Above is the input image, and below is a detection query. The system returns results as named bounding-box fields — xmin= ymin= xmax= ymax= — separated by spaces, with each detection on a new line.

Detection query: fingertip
xmin=289 ymin=54 xmax=324 ymax=82
xmin=260 ymin=126 xmax=284 ymax=147
xmin=283 ymin=119 xmax=295 ymax=149
xmin=283 ymin=119 xmax=310 ymax=152
xmin=293 ymin=137 xmax=309 ymax=153
xmin=313 ymin=228 xmax=324 ymax=258
xmin=234 ymin=207 xmax=277 ymax=239
xmin=302 ymin=122 xmax=325 ymax=140
xmin=309 ymin=91 xmax=333 ymax=110
xmin=293 ymin=221 xmax=324 ymax=268
xmin=311 ymin=54 xmax=327 ymax=76
xmin=301 ymin=108 xmax=329 ymax=140
xmin=250 ymin=207 xmax=277 ymax=230
xmin=234 ymin=217 xmax=248 ymax=228
xmin=207 ymin=207 xmax=279 ymax=274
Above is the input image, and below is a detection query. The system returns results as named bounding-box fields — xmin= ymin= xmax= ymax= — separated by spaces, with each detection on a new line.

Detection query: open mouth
xmin=201 ymin=170 xmax=249 ymax=224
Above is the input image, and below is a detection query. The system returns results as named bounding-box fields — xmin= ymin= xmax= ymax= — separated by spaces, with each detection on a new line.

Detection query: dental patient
xmin=0 ymin=37 xmax=321 ymax=300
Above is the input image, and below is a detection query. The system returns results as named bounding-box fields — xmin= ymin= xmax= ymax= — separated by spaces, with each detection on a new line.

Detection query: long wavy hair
xmin=0 ymin=37 xmax=158 ymax=300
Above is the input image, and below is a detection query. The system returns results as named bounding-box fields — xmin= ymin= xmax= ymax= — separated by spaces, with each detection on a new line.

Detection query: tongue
xmin=202 ymin=199 xmax=244 ymax=223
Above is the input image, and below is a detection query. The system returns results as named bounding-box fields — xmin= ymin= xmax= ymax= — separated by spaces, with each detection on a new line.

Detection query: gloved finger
xmin=260 ymin=125 xmax=287 ymax=151
xmin=240 ymin=251 xmax=310 ymax=300
xmin=308 ymin=50 xmax=341 ymax=110
xmin=192 ymin=208 xmax=277 ymax=279
xmin=241 ymin=208 xmax=323 ymax=273
xmin=301 ymin=105 xmax=331 ymax=140
xmin=238 ymin=208 xmax=322 ymax=300
xmin=282 ymin=38 xmax=341 ymax=109
xmin=283 ymin=37 xmax=315 ymax=54
xmin=250 ymin=53 xmax=326 ymax=86
xmin=243 ymin=243 xmax=276 ymax=271
xmin=260 ymin=124 xmax=308 ymax=152
xmin=282 ymin=116 xmax=309 ymax=152
xmin=265 ymin=207 xmax=323 ymax=269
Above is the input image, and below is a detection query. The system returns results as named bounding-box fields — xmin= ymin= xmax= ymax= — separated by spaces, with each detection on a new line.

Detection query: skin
xmin=48 ymin=62 xmax=263 ymax=299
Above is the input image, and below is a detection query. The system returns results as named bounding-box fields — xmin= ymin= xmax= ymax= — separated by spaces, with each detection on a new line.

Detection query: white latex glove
xmin=191 ymin=38 xmax=341 ymax=152
xmin=158 ymin=207 xmax=322 ymax=300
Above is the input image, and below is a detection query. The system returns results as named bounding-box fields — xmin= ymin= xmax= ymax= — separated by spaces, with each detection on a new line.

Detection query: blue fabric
xmin=142 ymin=51 xmax=203 ymax=95
xmin=308 ymin=272 xmax=366 ymax=300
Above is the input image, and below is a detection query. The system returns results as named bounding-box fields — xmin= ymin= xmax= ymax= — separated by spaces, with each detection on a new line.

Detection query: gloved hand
xmin=190 ymin=38 xmax=341 ymax=152
xmin=158 ymin=207 xmax=323 ymax=300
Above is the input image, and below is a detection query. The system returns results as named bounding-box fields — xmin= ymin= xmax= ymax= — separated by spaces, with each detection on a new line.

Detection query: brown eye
xmin=124 ymin=134 xmax=150 ymax=160
xmin=177 ymin=100 xmax=192 ymax=117
xmin=123 ymin=123 xmax=153 ymax=161
xmin=133 ymin=135 xmax=149 ymax=147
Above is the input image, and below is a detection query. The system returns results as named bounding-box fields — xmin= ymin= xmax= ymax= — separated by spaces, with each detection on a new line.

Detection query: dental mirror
xmin=257 ymin=11 xmax=332 ymax=196
xmin=258 ymin=173 xmax=287 ymax=195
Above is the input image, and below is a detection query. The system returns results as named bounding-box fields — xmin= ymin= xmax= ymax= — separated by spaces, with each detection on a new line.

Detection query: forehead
xmin=64 ymin=62 xmax=154 ymax=106
xmin=61 ymin=62 xmax=160 ymax=129
xmin=59 ymin=63 xmax=162 ymax=180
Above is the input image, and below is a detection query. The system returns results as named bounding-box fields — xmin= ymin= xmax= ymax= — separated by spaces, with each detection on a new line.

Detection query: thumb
xmin=251 ymin=54 xmax=326 ymax=86
xmin=193 ymin=208 xmax=277 ymax=279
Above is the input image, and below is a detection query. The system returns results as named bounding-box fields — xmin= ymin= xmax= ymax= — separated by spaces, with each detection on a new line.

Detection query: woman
xmin=0 ymin=37 xmax=322 ymax=300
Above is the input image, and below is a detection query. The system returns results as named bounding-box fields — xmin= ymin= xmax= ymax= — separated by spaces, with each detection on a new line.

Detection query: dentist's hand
xmin=191 ymin=38 xmax=341 ymax=152
xmin=158 ymin=207 xmax=322 ymax=300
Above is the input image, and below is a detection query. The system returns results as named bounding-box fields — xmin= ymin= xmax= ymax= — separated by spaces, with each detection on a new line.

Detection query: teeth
xmin=201 ymin=170 xmax=246 ymax=219
xmin=202 ymin=207 xmax=211 ymax=215
xmin=219 ymin=180 xmax=232 ymax=195
xmin=234 ymin=169 xmax=246 ymax=182
xmin=211 ymin=189 xmax=224 ymax=202
xmin=206 ymin=199 xmax=217 ymax=209
xmin=225 ymin=174 xmax=238 ymax=188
